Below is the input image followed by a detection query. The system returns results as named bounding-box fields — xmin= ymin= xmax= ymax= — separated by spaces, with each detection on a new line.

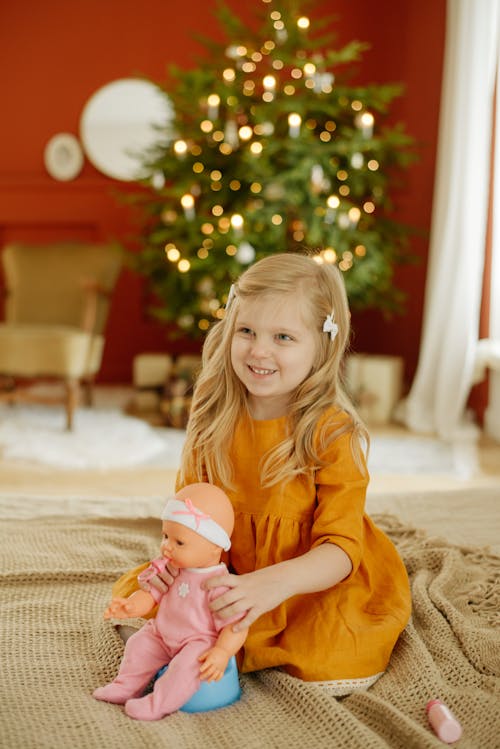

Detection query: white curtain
xmin=484 ymin=56 xmax=500 ymax=439
xmin=402 ymin=0 xmax=500 ymax=440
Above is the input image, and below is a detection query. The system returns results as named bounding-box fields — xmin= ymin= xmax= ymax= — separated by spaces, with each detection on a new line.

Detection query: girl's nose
xmin=250 ymin=337 xmax=271 ymax=358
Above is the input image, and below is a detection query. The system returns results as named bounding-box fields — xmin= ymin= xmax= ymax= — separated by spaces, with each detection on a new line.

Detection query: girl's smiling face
xmin=230 ymin=293 xmax=317 ymax=419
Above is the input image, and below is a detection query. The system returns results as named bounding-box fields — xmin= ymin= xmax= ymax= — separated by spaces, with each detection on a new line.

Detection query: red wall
xmin=0 ymin=0 xmax=446 ymax=386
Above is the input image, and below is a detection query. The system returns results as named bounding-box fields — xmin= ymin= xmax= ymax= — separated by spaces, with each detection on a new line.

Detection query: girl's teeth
xmin=252 ymin=366 xmax=273 ymax=375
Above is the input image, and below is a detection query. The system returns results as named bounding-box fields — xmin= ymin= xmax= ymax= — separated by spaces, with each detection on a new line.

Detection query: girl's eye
xmin=238 ymin=326 xmax=254 ymax=335
xmin=277 ymin=333 xmax=293 ymax=341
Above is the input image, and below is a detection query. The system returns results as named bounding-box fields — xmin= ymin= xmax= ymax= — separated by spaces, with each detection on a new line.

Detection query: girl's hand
xmin=205 ymin=544 xmax=353 ymax=632
xmin=205 ymin=567 xmax=287 ymax=631
xmin=151 ymin=560 xmax=179 ymax=593
xmin=139 ymin=559 xmax=179 ymax=595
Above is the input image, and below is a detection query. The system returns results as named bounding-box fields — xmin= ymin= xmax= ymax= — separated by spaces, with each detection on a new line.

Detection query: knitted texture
xmin=0 ymin=514 xmax=498 ymax=749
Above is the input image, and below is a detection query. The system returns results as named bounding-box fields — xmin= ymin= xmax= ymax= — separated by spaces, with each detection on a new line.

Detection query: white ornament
xmin=313 ymin=72 xmax=334 ymax=93
xmin=44 ymin=133 xmax=84 ymax=182
xmin=236 ymin=241 xmax=256 ymax=264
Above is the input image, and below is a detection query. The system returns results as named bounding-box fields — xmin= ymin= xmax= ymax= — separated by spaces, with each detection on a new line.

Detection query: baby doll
xmin=93 ymin=483 xmax=248 ymax=721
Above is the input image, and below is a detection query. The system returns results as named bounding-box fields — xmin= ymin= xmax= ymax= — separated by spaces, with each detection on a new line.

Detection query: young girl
xmin=113 ymin=252 xmax=411 ymax=694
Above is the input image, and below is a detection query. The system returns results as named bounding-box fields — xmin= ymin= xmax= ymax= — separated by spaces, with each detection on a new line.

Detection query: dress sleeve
xmin=311 ymin=425 xmax=368 ymax=578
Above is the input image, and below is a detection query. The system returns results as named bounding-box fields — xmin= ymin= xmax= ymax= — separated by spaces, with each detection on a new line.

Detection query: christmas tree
xmin=132 ymin=0 xmax=416 ymax=338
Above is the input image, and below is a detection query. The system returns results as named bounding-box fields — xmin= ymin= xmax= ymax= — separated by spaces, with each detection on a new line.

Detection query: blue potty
xmin=154 ymin=655 xmax=241 ymax=713
xmin=181 ymin=655 xmax=241 ymax=713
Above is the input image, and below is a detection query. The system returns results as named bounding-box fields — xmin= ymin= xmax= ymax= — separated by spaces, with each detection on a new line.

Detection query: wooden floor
xmin=1 ymin=386 xmax=499 ymax=553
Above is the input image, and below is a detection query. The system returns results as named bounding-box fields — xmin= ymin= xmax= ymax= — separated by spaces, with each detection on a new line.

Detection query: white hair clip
xmin=225 ymin=283 xmax=236 ymax=310
xmin=323 ymin=312 xmax=339 ymax=341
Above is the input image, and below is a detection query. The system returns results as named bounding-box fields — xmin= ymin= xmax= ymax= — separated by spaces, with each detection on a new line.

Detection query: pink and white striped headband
xmin=161 ymin=497 xmax=231 ymax=551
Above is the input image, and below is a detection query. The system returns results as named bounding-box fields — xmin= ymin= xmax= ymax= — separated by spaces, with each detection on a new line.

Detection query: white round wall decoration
xmin=44 ymin=133 xmax=84 ymax=181
xmin=79 ymin=78 xmax=174 ymax=181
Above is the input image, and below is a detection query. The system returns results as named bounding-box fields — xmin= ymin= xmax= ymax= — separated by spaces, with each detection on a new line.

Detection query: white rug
xmin=0 ymin=403 xmax=479 ymax=475
xmin=0 ymin=404 xmax=185 ymax=470
xmin=367 ymin=434 xmax=479 ymax=479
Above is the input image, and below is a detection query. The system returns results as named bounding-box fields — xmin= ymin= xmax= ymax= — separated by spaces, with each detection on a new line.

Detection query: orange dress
xmin=114 ymin=408 xmax=411 ymax=684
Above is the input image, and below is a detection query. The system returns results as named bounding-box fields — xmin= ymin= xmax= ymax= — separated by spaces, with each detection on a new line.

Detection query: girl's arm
xmin=205 ymin=542 xmax=352 ymax=632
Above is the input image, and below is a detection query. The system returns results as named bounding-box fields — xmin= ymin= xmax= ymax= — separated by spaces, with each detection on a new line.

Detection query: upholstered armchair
xmin=0 ymin=242 xmax=122 ymax=430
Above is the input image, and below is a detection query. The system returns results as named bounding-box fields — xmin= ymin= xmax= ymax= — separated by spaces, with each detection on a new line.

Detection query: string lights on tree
xmin=132 ymin=0 xmax=416 ymax=337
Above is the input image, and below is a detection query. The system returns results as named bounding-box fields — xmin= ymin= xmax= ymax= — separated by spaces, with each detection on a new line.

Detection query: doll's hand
xmin=205 ymin=567 xmax=286 ymax=631
xmin=103 ymin=597 xmax=134 ymax=620
xmin=103 ymin=589 xmax=155 ymax=620
xmin=198 ymin=647 xmax=230 ymax=682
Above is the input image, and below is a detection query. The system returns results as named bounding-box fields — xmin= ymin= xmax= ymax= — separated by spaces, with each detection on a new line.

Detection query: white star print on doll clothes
xmin=177 ymin=581 xmax=190 ymax=598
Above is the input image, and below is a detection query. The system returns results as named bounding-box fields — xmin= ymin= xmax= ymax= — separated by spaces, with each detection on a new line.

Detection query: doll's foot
xmin=125 ymin=693 xmax=169 ymax=721
xmin=93 ymin=683 xmax=140 ymax=705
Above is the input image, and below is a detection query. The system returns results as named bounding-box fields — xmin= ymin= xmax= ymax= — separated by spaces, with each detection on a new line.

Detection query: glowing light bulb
xmin=180 ymin=194 xmax=195 ymax=220
xmin=325 ymin=195 xmax=340 ymax=224
xmin=357 ymin=112 xmax=374 ymax=138
xmin=288 ymin=113 xmax=302 ymax=138
xmin=323 ymin=248 xmax=337 ymax=263
xmin=207 ymin=94 xmax=220 ymax=119
xmin=238 ymin=125 xmax=253 ymax=141
xmin=231 ymin=213 xmax=244 ymax=236
xmin=348 ymin=207 xmax=361 ymax=227
xmin=222 ymin=68 xmax=236 ymax=83
xmin=263 ymin=75 xmax=276 ymax=100
xmin=174 ymin=140 xmax=188 ymax=158
xmin=165 ymin=245 xmax=180 ymax=262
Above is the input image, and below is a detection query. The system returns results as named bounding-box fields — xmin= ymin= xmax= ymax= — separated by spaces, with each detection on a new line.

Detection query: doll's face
xmin=160 ymin=520 xmax=223 ymax=569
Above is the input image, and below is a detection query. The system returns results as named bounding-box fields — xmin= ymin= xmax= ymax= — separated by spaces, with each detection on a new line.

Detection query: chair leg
xmin=82 ymin=376 xmax=95 ymax=407
xmin=0 ymin=375 xmax=16 ymax=396
xmin=65 ymin=379 xmax=80 ymax=431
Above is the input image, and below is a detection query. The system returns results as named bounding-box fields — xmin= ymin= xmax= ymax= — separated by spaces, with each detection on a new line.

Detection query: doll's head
xmin=160 ymin=483 xmax=234 ymax=569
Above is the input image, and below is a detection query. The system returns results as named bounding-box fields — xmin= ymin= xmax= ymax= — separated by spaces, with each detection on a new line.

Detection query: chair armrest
xmin=0 ymin=278 xmax=9 ymax=319
xmin=0 ymin=274 xmax=8 ymax=298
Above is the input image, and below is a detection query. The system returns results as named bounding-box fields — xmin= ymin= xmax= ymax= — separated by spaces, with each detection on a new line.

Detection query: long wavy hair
xmin=178 ymin=253 xmax=368 ymax=490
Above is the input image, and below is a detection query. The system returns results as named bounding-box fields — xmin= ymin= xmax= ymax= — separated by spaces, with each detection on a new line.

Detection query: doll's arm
xmin=104 ymin=589 xmax=156 ymax=620
xmin=198 ymin=624 xmax=249 ymax=682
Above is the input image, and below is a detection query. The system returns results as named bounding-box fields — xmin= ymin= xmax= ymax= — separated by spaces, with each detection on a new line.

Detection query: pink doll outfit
xmin=93 ymin=560 xmax=240 ymax=721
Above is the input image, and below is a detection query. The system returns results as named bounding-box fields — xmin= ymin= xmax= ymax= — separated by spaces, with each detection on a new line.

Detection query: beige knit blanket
xmin=1 ymin=514 xmax=498 ymax=749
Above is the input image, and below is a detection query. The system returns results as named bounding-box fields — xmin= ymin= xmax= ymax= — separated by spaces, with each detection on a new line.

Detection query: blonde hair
xmin=179 ymin=253 xmax=368 ymax=489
